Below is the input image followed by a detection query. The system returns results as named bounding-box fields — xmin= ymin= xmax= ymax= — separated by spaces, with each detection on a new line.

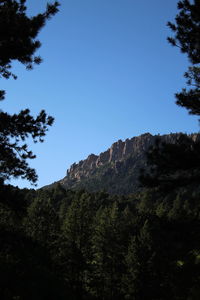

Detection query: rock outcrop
xmin=46 ymin=132 xmax=199 ymax=194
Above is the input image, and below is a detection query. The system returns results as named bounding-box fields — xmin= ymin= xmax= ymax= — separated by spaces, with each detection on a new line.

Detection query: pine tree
xmin=167 ymin=0 xmax=200 ymax=115
xmin=140 ymin=0 xmax=200 ymax=190
xmin=92 ymin=202 xmax=125 ymax=300
xmin=0 ymin=0 xmax=59 ymax=185
xmin=26 ymin=193 xmax=60 ymax=252
xmin=59 ymin=192 xmax=95 ymax=299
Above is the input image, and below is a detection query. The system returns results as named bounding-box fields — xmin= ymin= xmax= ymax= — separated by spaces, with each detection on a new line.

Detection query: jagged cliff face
xmin=47 ymin=132 xmax=199 ymax=195
xmin=64 ymin=133 xmax=154 ymax=181
xmin=48 ymin=133 xmax=197 ymax=194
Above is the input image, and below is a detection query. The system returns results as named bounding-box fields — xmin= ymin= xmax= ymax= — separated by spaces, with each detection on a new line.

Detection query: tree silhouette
xmin=0 ymin=0 xmax=59 ymax=185
xmin=140 ymin=0 xmax=200 ymax=189
xmin=167 ymin=0 xmax=200 ymax=115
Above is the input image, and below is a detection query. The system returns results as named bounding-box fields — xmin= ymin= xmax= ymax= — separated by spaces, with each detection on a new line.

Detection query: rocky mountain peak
xmin=65 ymin=133 xmax=154 ymax=181
xmin=47 ymin=132 xmax=198 ymax=194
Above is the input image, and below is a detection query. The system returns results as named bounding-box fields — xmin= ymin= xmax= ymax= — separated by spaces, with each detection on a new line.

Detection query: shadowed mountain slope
xmin=45 ymin=133 xmax=198 ymax=194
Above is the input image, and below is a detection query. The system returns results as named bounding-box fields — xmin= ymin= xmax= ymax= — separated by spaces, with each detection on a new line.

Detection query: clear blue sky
xmin=2 ymin=0 xmax=199 ymax=189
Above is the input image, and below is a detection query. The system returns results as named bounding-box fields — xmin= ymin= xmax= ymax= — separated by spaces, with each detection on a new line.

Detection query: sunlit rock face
xmin=47 ymin=132 xmax=198 ymax=195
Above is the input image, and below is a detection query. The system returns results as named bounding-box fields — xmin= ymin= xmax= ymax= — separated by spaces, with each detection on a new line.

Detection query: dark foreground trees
xmin=0 ymin=1 xmax=63 ymax=299
xmin=167 ymin=0 xmax=200 ymax=116
xmin=0 ymin=0 xmax=59 ymax=185
xmin=140 ymin=0 xmax=200 ymax=189
xmin=2 ymin=184 xmax=200 ymax=300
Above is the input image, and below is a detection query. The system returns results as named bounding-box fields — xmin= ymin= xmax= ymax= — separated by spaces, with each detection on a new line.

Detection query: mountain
xmin=45 ymin=132 xmax=198 ymax=195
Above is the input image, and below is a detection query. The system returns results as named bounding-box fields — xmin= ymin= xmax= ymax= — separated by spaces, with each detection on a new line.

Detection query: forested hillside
xmin=1 ymin=182 xmax=200 ymax=299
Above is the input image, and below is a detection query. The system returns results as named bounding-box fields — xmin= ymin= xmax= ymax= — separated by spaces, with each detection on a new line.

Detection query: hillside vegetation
xmin=1 ymin=181 xmax=200 ymax=299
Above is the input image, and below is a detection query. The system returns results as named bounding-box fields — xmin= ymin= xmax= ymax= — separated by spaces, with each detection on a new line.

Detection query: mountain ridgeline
xmin=47 ymin=132 xmax=199 ymax=194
